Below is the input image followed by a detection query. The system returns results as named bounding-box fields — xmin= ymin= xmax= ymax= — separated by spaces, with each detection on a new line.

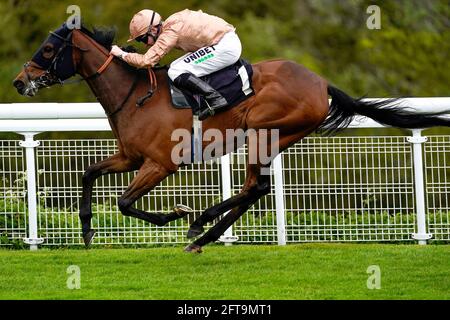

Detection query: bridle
xmin=23 ymin=30 xmax=114 ymax=88
xmin=23 ymin=26 xmax=157 ymax=117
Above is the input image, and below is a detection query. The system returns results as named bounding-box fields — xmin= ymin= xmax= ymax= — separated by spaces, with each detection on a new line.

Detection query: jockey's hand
xmin=110 ymin=45 xmax=128 ymax=60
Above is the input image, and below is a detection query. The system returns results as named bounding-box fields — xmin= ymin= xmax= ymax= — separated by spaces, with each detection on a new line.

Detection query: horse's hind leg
xmin=185 ymin=164 xmax=271 ymax=252
xmin=80 ymin=153 xmax=135 ymax=246
xmin=117 ymin=160 xmax=189 ymax=226
xmin=187 ymin=128 xmax=319 ymax=235
xmin=186 ymin=184 xmax=257 ymax=238
xmin=187 ymin=129 xmax=278 ymax=238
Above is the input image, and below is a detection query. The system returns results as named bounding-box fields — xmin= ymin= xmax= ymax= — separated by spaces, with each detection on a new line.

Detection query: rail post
xmin=219 ymin=154 xmax=238 ymax=245
xmin=408 ymin=129 xmax=432 ymax=245
xmin=273 ymin=153 xmax=287 ymax=245
xmin=18 ymin=132 xmax=44 ymax=250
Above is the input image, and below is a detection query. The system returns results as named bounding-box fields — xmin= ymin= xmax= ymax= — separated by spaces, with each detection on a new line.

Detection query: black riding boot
xmin=174 ymin=73 xmax=228 ymax=120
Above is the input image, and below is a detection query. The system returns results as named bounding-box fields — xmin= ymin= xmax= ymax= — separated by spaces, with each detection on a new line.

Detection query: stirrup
xmin=204 ymin=101 xmax=216 ymax=116
xmin=199 ymin=102 xmax=215 ymax=120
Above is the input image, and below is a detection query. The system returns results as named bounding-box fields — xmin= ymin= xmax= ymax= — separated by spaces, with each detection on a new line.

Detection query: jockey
xmin=110 ymin=9 xmax=242 ymax=120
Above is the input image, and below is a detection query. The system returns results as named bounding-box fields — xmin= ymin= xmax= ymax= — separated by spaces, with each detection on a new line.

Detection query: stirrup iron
xmin=204 ymin=101 xmax=215 ymax=116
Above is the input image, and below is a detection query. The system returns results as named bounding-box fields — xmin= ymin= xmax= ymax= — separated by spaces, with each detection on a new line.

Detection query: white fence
xmin=1 ymin=99 xmax=450 ymax=249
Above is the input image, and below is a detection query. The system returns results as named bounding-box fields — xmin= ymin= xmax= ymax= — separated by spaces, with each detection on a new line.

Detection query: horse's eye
xmin=42 ymin=44 xmax=54 ymax=59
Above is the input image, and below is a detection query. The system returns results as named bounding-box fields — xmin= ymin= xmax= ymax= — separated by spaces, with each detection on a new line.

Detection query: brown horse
xmin=13 ymin=24 xmax=450 ymax=252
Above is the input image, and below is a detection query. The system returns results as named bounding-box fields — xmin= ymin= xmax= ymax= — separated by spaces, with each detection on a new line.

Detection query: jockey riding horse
xmin=110 ymin=9 xmax=242 ymax=120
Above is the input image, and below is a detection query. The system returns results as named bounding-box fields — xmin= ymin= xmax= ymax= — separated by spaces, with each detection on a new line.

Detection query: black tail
xmin=318 ymin=85 xmax=450 ymax=135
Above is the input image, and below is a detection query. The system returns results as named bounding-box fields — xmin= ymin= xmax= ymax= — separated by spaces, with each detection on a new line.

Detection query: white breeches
xmin=167 ymin=31 xmax=242 ymax=81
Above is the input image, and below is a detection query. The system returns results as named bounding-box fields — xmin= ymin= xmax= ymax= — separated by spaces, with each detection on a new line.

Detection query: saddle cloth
xmin=169 ymin=59 xmax=255 ymax=114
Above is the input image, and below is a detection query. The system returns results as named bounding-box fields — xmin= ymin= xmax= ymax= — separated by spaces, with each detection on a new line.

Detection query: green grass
xmin=0 ymin=244 xmax=449 ymax=300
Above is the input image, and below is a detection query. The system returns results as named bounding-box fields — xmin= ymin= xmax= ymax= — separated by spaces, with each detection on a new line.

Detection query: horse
xmin=13 ymin=23 xmax=450 ymax=253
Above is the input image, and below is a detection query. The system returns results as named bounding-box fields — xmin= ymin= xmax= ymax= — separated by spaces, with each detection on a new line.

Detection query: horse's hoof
xmin=187 ymin=225 xmax=204 ymax=238
xmin=173 ymin=204 xmax=194 ymax=217
xmin=83 ymin=230 xmax=96 ymax=247
xmin=184 ymin=243 xmax=203 ymax=253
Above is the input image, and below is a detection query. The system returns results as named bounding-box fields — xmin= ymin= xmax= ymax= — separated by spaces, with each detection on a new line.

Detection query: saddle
xmin=169 ymin=59 xmax=255 ymax=116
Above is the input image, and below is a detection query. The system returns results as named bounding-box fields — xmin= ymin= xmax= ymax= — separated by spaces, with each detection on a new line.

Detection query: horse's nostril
xmin=13 ymin=80 xmax=25 ymax=93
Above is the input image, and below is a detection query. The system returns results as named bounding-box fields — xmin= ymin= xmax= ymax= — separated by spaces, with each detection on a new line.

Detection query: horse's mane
xmin=80 ymin=24 xmax=116 ymax=50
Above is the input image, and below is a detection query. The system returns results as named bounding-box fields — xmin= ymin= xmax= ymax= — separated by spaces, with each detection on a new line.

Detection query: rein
xmin=107 ymin=68 xmax=157 ymax=117
xmin=63 ymin=53 xmax=114 ymax=84
xmin=104 ymin=72 xmax=140 ymax=118
xmin=67 ymin=33 xmax=159 ymax=116
xmin=76 ymin=34 xmax=158 ymax=116
xmin=136 ymin=68 xmax=158 ymax=107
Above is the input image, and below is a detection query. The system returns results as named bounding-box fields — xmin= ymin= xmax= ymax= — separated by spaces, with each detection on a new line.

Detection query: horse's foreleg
xmin=80 ymin=153 xmax=134 ymax=246
xmin=185 ymin=170 xmax=271 ymax=252
xmin=117 ymin=161 xmax=188 ymax=226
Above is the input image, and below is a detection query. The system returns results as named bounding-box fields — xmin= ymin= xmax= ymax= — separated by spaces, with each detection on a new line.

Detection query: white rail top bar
xmin=0 ymin=119 xmax=111 ymax=132
xmin=0 ymin=98 xmax=449 ymax=132
xmin=0 ymin=103 xmax=105 ymax=119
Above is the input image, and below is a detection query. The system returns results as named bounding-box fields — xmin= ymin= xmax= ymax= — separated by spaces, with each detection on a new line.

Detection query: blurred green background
xmin=1 ymin=0 xmax=449 ymax=103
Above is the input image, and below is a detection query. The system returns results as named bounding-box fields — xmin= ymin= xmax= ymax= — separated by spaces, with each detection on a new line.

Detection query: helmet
xmin=127 ymin=9 xmax=162 ymax=43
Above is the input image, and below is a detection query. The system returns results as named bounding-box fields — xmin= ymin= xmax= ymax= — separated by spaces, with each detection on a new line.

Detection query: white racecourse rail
xmin=1 ymin=98 xmax=450 ymax=250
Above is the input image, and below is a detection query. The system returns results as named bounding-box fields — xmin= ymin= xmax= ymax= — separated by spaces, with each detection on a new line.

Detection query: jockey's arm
xmin=119 ymin=24 xmax=180 ymax=68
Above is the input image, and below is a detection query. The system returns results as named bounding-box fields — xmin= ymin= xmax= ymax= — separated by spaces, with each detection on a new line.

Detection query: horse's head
xmin=13 ymin=23 xmax=80 ymax=96
xmin=13 ymin=23 xmax=118 ymax=97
